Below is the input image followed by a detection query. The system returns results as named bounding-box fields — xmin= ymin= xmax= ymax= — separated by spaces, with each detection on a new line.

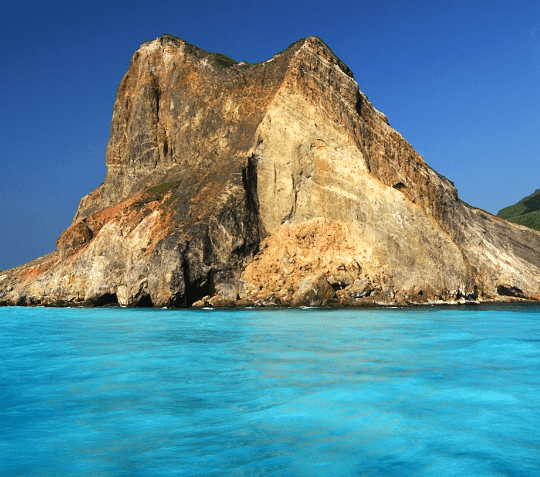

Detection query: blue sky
xmin=1 ymin=0 xmax=539 ymax=270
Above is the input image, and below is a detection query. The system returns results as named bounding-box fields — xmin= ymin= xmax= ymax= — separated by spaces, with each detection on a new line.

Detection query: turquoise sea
xmin=1 ymin=304 xmax=539 ymax=476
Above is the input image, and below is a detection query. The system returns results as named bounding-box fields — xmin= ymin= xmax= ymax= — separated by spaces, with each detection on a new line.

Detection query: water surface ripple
xmin=1 ymin=305 xmax=539 ymax=476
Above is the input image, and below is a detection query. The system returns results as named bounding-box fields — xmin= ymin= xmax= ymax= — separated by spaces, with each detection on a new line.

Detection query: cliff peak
xmin=293 ymin=36 xmax=355 ymax=79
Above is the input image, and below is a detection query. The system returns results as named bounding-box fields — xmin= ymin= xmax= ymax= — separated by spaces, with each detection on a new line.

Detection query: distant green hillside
xmin=497 ymin=189 xmax=540 ymax=232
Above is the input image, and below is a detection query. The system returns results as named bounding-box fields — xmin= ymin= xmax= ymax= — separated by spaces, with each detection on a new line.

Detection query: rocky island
xmin=1 ymin=34 xmax=539 ymax=307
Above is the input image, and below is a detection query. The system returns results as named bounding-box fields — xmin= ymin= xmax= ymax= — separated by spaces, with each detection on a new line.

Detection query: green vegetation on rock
xmin=508 ymin=212 xmax=540 ymax=231
xmin=497 ymin=189 xmax=540 ymax=232
xmin=149 ymin=180 xmax=182 ymax=194
xmin=212 ymin=53 xmax=237 ymax=69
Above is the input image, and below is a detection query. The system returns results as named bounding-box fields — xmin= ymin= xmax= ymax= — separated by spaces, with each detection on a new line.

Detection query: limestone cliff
xmin=1 ymin=34 xmax=539 ymax=307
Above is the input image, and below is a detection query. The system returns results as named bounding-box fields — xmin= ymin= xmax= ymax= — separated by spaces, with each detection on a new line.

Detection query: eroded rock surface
xmin=1 ymin=34 xmax=539 ymax=307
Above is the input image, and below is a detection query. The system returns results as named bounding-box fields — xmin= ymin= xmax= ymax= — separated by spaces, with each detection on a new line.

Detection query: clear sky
xmin=1 ymin=0 xmax=539 ymax=271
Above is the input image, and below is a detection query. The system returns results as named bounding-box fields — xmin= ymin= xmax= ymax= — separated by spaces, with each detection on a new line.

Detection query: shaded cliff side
xmin=1 ymin=34 xmax=539 ymax=307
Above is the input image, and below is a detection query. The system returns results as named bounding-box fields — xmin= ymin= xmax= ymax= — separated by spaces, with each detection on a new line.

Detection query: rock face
xmin=1 ymin=34 xmax=540 ymax=307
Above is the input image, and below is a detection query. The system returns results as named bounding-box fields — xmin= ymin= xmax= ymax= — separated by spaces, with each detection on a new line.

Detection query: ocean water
xmin=1 ymin=305 xmax=539 ymax=476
